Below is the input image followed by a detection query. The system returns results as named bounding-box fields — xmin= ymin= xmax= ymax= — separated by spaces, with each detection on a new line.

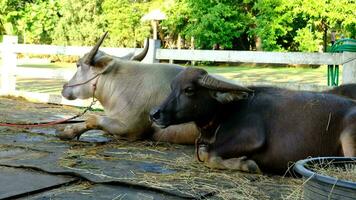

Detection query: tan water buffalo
xmin=151 ymin=67 xmax=356 ymax=174
xmin=60 ymin=32 xmax=198 ymax=144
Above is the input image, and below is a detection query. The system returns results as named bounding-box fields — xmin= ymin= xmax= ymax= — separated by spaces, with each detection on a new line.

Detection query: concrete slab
xmin=23 ymin=182 xmax=183 ymax=200
xmin=0 ymin=166 xmax=77 ymax=199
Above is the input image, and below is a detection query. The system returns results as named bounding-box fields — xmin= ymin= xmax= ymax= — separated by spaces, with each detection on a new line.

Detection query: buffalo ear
xmin=198 ymin=73 xmax=253 ymax=103
xmin=90 ymin=53 xmax=114 ymax=73
xmin=198 ymin=74 xmax=253 ymax=93
xmin=210 ymin=91 xmax=249 ymax=104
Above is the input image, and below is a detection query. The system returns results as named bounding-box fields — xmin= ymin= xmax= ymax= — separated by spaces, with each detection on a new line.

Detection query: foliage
xmin=0 ymin=0 xmax=355 ymax=51
xmin=293 ymin=26 xmax=323 ymax=52
xmin=252 ymin=0 xmax=294 ymax=51
xmin=51 ymin=0 xmax=106 ymax=46
xmin=161 ymin=0 xmax=190 ymax=45
xmin=18 ymin=0 xmax=60 ymax=44
xmin=102 ymin=0 xmax=151 ymax=47
xmin=291 ymin=0 xmax=356 ymax=51
xmin=163 ymin=0 xmax=253 ymax=49
xmin=0 ymin=0 xmax=28 ymax=35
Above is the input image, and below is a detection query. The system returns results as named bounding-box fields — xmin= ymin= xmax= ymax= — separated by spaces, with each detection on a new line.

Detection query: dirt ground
xmin=0 ymin=96 xmax=304 ymax=199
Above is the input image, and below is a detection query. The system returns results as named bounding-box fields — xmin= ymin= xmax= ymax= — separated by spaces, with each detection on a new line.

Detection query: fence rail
xmin=0 ymin=35 xmax=355 ymax=107
xmin=157 ymin=49 xmax=350 ymax=65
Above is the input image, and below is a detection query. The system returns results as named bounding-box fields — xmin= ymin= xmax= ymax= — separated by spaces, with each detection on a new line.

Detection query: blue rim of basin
xmin=293 ymin=157 xmax=356 ymax=190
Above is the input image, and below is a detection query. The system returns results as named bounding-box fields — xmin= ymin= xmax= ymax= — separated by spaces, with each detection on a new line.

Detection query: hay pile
xmin=308 ymin=159 xmax=356 ymax=182
xmin=59 ymin=141 xmax=304 ymax=199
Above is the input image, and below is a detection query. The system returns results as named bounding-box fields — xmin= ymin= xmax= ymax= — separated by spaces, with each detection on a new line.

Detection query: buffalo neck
xmin=195 ymin=104 xmax=225 ymax=143
xmin=195 ymin=99 xmax=250 ymax=144
xmin=93 ymin=62 xmax=179 ymax=115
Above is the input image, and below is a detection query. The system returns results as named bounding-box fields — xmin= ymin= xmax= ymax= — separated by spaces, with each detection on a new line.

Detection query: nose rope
xmin=195 ymin=135 xmax=204 ymax=162
xmin=64 ymin=72 xmax=103 ymax=88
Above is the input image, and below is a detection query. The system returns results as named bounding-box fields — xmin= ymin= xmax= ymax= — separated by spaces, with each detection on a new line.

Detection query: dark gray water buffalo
xmin=60 ymin=33 xmax=198 ymax=144
xmin=150 ymin=67 xmax=356 ymax=174
xmin=327 ymin=83 xmax=356 ymax=100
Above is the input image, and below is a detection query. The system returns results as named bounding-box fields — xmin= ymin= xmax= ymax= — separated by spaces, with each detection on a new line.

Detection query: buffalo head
xmin=62 ymin=32 xmax=149 ymax=100
xmin=150 ymin=67 xmax=253 ymax=128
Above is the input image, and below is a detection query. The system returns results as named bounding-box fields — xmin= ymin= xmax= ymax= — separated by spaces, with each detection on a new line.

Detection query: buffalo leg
xmin=212 ymin=115 xmax=266 ymax=158
xmin=58 ymin=114 xmax=129 ymax=140
xmin=86 ymin=114 xmax=128 ymax=133
xmin=152 ymin=123 xmax=199 ymax=144
xmin=86 ymin=114 xmax=146 ymax=140
xmin=206 ymin=153 xmax=261 ymax=174
xmin=340 ymin=129 xmax=356 ymax=156
xmin=340 ymin=109 xmax=356 ymax=156
xmin=197 ymin=146 xmax=261 ymax=173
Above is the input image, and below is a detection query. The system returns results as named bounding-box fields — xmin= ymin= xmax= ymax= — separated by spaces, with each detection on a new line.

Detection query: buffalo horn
xmin=84 ymin=31 xmax=108 ymax=65
xmin=198 ymin=74 xmax=253 ymax=93
xmin=131 ymin=38 xmax=149 ymax=61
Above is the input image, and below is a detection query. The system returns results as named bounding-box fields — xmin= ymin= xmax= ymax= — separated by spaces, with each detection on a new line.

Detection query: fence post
xmin=342 ymin=52 xmax=356 ymax=84
xmin=0 ymin=35 xmax=18 ymax=94
xmin=142 ymin=39 xmax=160 ymax=64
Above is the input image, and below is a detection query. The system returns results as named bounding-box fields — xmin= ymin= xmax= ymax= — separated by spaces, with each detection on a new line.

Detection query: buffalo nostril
xmin=150 ymin=108 xmax=161 ymax=121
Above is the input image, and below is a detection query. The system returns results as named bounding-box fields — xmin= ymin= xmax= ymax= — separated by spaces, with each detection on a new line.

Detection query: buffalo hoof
xmin=57 ymin=126 xmax=78 ymax=140
xmin=57 ymin=124 xmax=87 ymax=140
xmin=244 ymin=159 xmax=262 ymax=174
xmin=236 ymin=156 xmax=262 ymax=174
xmin=85 ymin=114 xmax=99 ymax=129
xmin=197 ymin=144 xmax=209 ymax=162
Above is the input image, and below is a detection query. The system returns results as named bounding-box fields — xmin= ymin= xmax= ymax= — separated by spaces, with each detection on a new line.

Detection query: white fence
xmin=0 ymin=35 xmax=355 ymax=107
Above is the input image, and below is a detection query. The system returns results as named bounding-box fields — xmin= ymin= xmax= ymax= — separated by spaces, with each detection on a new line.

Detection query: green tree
xmin=292 ymin=0 xmax=356 ymax=52
xmin=52 ymin=0 xmax=106 ymax=46
xmin=251 ymin=0 xmax=295 ymax=51
xmin=161 ymin=0 xmax=190 ymax=46
xmin=102 ymin=0 xmax=151 ymax=47
xmin=185 ymin=0 xmax=252 ymax=49
xmin=162 ymin=0 xmax=255 ymax=50
xmin=293 ymin=26 xmax=323 ymax=52
xmin=0 ymin=0 xmax=28 ymax=36
xmin=18 ymin=0 xmax=60 ymax=44
xmin=1 ymin=0 xmax=355 ymax=51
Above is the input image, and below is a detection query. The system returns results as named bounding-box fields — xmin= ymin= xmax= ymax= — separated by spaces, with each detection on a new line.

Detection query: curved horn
xmin=84 ymin=31 xmax=108 ymax=65
xmin=131 ymin=38 xmax=149 ymax=61
xmin=198 ymin=74 xmax=253 ymax=93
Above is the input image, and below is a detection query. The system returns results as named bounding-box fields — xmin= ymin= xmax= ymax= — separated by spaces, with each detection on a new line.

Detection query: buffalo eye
xmin=184 ymin=87 xmax=195 ymax=96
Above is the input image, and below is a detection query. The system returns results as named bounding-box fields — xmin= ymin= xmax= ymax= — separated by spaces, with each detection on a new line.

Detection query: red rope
xmin=0 ymin=116 xmax=79 ymax=128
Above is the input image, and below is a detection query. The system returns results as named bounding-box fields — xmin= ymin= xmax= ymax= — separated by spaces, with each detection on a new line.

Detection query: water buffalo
xmin=327 ymin=83 xmax=356 ymax=100
xmin=60 ymin=32 xmax=198 ymax=144
xmin=150 ymin=67 xmax=356 ymax=174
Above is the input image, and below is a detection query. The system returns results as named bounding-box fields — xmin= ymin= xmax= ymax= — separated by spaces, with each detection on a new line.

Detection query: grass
xmin=13 ymin=62 xmax=333 ymax=95
xmin=18 ymin=62 xmax=74 ymax=69
xmin=199 ymin=65 xmax=336 ymax=86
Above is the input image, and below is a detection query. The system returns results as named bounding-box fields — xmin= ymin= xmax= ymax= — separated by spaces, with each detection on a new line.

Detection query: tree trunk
xmin=255 ymin=36 xmax=262 ymax=51
xmin=322 ymin=19 xmax=328 ymax=52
